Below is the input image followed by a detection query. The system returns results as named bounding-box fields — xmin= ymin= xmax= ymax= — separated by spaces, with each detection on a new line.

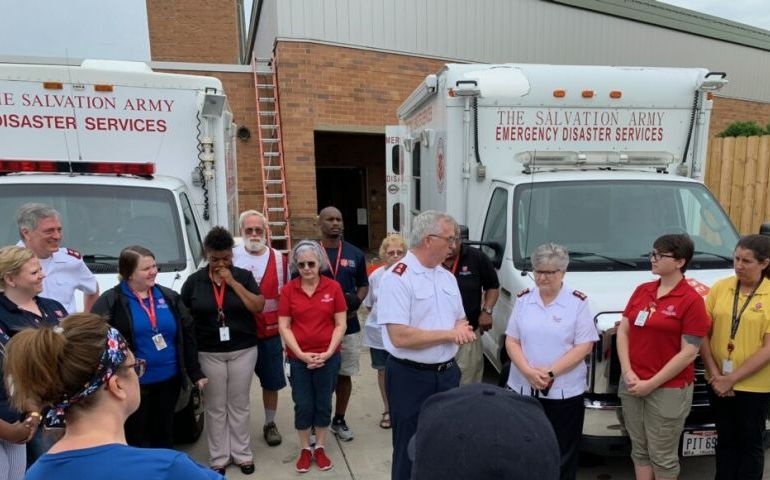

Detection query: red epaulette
xmin=66 ymin=248 xmax=82 ymax=260
xmin=516 ymin=288 xmax=530 ymax=298
xmin=393 ymin=263 xmax=407 ymax=276
xmin=572 ymin=290 xmax=587 ymax=301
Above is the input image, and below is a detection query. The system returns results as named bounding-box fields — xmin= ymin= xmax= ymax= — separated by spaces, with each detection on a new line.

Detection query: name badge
xmin=219 ymin=326 xmax=231 ymax=342
xmin=721 ymin=359 xmax=733 ymax=374
xmin=152 ymin=333 xmax=168 ymax=351
xmin=634 ymin=310 xmax=649 ymax=327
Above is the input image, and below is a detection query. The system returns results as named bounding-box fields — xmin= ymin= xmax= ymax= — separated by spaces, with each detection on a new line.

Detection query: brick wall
xmin=711 ymin=97 xmax=770 ymax=137
xmin=146 ymin=0 xmax=240 ymax=63
xmin=274 ymin=42 xmax=446 ymax=242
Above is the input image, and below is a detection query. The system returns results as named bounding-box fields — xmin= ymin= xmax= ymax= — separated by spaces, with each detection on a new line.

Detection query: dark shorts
xmin=255 ymin=335 xmax=287 ymax=391
xmin=370 ymin=348 xmax=390 ymax=370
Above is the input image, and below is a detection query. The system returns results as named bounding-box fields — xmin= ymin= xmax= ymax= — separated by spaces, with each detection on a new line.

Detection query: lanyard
xmin=209 ymin=272 xmax=227 ymax=325
xmin=131 ymin=289 xmax=157 ymax=331
xmin=444 ymin=254 xmax=460 ymax=275
xmin=321 ymin=242 xmax=343 ymax=279
xmin=728 ymin=278 xmax=763 ymax=356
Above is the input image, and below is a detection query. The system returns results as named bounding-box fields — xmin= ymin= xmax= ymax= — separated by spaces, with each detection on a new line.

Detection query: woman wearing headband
xmin=3 ymin=313 xmax=222 ymax=480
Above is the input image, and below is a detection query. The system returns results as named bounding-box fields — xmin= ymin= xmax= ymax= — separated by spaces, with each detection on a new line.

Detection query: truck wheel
xmin=173 ymin=385 xmax=204 ymax=444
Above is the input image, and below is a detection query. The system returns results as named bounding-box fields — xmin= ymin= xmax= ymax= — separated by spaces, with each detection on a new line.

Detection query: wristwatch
xmin=481 ymin=307 xmax=493 ymax=315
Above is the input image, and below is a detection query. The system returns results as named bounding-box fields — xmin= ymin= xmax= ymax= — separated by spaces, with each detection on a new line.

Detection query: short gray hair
xmin=410 ymin=210 xmax=456 ymax=246
xmin=289 ymin=240 xmax=329 ymax=274
xmin=16 ymin=203 xmax=60 ymax=237
xmin=238 ymin=209 xmax=267 ymax=232
xmin=531 ymin=243 xmax=570 ymax=272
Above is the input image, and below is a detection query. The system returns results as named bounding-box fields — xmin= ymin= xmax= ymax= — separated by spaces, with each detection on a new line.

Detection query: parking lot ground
xmin=181 ymin=349 xmax=768 ymax=479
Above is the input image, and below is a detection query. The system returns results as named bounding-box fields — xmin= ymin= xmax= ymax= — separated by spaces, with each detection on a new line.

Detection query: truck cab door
xmin=386 ymin=125 xmax=411 ymax=240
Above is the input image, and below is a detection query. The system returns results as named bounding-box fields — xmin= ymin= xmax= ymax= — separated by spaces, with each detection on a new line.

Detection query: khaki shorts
xmin=339 ymin=332 xmax=361 ymax=376
xmin=619 ymin=381 xmax=693 ymax=478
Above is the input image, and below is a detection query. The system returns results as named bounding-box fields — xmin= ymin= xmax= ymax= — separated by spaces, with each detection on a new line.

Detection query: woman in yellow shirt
xmin=701 ymin=234 xmax=770 ymax=480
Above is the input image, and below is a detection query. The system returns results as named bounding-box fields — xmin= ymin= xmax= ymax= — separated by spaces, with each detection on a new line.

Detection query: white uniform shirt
xmin=377 ymin=251 xmax=465 ymax=363
xmin=232 ymin=245 xmax=284 ymax=312
xmin=362 ymin=265 xmax=386 ymax=349
xmin=506 ymin=284 xmax=599 ymax=399
xmin=16 ymin=241 xmax=97 ymax=314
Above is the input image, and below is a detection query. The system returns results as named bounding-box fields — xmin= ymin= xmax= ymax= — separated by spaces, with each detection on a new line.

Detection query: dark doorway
xmin=314 ymin=131 xmax=386 ymax=250
xmin=316 ymin=167 xmax=368 ymax=248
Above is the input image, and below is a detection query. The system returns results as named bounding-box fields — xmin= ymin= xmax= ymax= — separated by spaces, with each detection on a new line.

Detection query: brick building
xmin=144 ymin=0 xmax=770 ymax=249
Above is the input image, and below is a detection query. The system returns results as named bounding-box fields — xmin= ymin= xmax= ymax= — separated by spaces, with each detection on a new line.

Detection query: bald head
xmin=318 ymin=206 xmax=343 ymax=240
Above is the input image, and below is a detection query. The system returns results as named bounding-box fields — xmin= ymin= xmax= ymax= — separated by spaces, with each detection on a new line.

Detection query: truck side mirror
xmin=760 ymin=222 xmax=770 ymax=236
xmin=463 ymin=240 xmax=503 ymax=269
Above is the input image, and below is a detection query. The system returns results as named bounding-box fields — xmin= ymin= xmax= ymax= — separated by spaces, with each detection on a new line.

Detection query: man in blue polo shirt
xmin=317 ymin=206 xmax=368 ymax=441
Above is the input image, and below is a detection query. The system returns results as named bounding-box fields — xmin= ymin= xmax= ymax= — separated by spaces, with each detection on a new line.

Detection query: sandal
xmin=379 ymin=411 xmax=391 ymax=429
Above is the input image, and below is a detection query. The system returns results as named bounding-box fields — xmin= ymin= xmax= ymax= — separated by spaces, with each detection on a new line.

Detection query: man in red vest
xmin=233 ymin=209 xmax=288 ymax=447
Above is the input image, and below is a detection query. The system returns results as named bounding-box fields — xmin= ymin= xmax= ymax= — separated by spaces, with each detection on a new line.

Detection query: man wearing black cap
xmin=409 ymin=383 xmax=560 ymax=480
xmin=377 ymin=211 xmax=476 ymax=480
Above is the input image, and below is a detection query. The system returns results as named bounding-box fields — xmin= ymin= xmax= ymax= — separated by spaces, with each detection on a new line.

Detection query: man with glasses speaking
xmin=377 ymin=210 xmax=476 ymax=480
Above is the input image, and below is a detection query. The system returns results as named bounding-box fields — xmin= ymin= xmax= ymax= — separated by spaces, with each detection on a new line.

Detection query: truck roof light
xmin=0 ymin=159 xmax=155 ymax=177
xmin=43 ymin=82 xmax=63 ymax=90
xmin=582 ymin=90 xmax=595 ymax=98
xmin=94 ymin=84 xmax=114 ymax=92
xmin=610 ymin=91 xmax=622 ymax=99
xmin=553 ymin=89 xmax=566 ymax=98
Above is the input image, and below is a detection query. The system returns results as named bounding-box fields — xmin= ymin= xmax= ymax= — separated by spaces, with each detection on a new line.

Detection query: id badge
xmin=219 ymin=326 xmax=231 ymax=342
xmin=722 ymin=359 xmax=734 ymax=374
xmin=152 ymin=333 xmax=168 ymax=351
xmin=634 ymin=310 xmax=649 ymax=327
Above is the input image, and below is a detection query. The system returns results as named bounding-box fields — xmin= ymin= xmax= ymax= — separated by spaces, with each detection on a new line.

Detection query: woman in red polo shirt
xmin=616 ymin=234 xmax=710 ymax=480
xmin=278 ymin=240 xmax=347 ymax=474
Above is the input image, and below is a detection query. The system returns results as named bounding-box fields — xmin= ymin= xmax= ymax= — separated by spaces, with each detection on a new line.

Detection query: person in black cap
xmin=409 ymin=383 xmax=560 ymax=480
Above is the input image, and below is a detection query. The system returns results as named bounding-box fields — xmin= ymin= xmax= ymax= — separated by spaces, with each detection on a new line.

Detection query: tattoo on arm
xmin=683 ymin=334 xmax=703 ymax=347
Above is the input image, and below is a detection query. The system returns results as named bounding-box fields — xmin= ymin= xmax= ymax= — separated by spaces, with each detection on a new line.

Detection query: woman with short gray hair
xmin=504 ymin=242 xmax=598 ymax=480
xmin=278 ymin=240 xmax=346 ymax=473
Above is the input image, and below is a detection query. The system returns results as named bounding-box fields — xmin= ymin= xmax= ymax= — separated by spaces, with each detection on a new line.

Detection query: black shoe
xmin=239 ymin=463 xmax=255 ymax=475
xmin=211 ymin=466 xmax=226 ymax=475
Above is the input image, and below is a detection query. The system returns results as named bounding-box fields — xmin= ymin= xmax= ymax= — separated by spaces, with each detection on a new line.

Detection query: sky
xmin=658 ymin=0 xmax=770 ymax=32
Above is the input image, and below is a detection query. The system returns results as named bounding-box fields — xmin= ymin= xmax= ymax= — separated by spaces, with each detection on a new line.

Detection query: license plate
xmin=682 ymin=430 xmax=717 ymax=457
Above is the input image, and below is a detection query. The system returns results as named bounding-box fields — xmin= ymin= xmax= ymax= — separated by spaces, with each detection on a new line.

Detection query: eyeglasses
xmin=534 ymin=270 xmax=561 ymax=277
xmin=298 ymin=261 xmax=317 ymax=269
xmin=428 ymin=234 xmax=457 ymax=245
xmin=386 ymin=249 xmax=404 ymax=257
xmin=243 ymin=227 xmax=264 ymax=235
xmin=123 ymin=358 xmax=146 ymax=378
xmin=649 ymin=251 xmax=676 ymax=261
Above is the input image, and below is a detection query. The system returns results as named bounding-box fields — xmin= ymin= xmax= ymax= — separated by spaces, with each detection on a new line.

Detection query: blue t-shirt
xmin=26 ymin=444 xmax=223 ymax=480
xmin=321 ymin=240 xmax=368 ymax=334
xmin=120 ymin=282 xmax=179 ymax=384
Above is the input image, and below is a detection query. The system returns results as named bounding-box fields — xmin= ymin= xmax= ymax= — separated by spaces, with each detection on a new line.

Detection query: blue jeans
xmin=288 ymin=353 xmax=341 ymax=430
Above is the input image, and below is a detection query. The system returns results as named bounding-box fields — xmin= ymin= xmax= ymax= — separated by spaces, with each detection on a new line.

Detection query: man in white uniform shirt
xmin=15 ymin=203 xmax=98 ymax=313
xmin=377 ymin=210 xmax=476 ymax=480
xmin=232 ymin=209 xmax=287 ymax=447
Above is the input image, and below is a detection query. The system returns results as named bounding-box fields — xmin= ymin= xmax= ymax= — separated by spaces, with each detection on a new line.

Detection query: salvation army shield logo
xmin=436 ymin=137 xmax=446 ymax=194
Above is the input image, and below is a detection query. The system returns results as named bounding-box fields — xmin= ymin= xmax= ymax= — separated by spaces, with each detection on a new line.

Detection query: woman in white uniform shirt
xmin=505 ymin=243 xmax=598 ymax=480
xmin=362 ymin=234 xmax=407 ymax=430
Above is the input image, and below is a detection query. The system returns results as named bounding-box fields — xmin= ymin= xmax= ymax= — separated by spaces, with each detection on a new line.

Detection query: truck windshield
xmin=513 ymin=180 xmax=739 ymax=271
xmin=0 ymin=184 xmax=185 ymax=273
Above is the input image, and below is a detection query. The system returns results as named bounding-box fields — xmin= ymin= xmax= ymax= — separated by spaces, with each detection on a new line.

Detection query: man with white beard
xmin=233 ymin=210 xmax=288 ymax=447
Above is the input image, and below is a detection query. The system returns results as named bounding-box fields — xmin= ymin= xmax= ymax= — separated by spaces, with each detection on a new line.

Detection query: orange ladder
xmin=251 ymin=56 xmax=291 ymax=251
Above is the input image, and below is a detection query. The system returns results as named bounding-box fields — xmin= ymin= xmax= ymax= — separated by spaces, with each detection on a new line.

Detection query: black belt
xmin=392 ymin=356 xmax=455 ymax=372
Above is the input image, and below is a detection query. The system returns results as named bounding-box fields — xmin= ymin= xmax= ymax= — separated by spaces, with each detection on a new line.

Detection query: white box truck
xmin=0 ymin=59 xmax=238 ymax=442
xmin=386 ymin=63 xmax=737 ymax=456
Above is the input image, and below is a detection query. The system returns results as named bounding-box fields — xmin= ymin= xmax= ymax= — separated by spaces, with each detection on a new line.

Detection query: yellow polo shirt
xmin=706 ymin=276 xmax=770 ymax=393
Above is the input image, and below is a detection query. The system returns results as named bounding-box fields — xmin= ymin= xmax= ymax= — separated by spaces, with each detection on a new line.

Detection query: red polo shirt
xmin=623 ymin=277 xmax=711 ymax=388
xmin=278 ymin=276 xmax=347 ymax=359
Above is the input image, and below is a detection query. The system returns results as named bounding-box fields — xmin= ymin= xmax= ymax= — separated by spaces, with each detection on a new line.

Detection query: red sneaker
xmin=314 ymin=446 xmax=333 ymax=471
xmin=295 ymin=448 xmax=312 ymax=473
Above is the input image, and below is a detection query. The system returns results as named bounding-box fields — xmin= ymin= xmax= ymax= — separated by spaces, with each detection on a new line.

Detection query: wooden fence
xmin=704 ymin=135 xmax=770 ymax=234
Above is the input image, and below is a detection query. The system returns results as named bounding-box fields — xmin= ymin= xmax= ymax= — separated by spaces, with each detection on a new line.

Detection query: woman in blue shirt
xmin=92 ymin=245 xmax=207 ymax=448
xmin=3 ymin=312 xmax=221 ymax=480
